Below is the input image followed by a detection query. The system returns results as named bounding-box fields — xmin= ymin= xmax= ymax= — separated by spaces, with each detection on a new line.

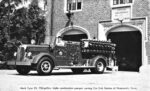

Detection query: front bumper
xmin=7 ymin=61 xmax=31 ymax=66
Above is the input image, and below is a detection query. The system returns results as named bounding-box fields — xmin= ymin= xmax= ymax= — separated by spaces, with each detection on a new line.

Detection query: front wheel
xmin=16 ymin=66 xmax=31 ymax=75
xmin=37 ymin=57 xmax=53 ymax=75
xmin=91 ymin=60 xmax=106 ymax=74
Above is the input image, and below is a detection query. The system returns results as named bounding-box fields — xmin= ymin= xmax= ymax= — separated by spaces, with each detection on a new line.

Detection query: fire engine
xmin=7 ymin=37 xmax=116 ymax=75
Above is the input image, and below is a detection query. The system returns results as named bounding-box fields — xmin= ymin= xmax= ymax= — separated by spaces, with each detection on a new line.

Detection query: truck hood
xmin=20 ymin=44 xmax=50 ymax=50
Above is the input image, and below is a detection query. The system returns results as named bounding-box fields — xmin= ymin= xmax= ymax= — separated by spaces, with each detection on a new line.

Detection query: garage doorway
xmin=57 ymin=26 xmax=90 ymax=42
xmin=61 ymin=28 xmax=88 ymax=42
xmin=107 ymin=27 xmax=142 ymax=71
xmin=63 ymin=34 xmax=88 ymax=41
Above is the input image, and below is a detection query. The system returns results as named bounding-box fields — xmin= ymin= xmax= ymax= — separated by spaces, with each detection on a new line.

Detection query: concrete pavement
xmin=0 ymin=69 xmax=149 ymax=91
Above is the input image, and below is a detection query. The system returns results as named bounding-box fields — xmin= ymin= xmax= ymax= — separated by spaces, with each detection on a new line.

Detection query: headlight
xmin=26 ymin=52 xmax=32 ymax=59
xmin=14 ymin=52 xmax=17 ymax=57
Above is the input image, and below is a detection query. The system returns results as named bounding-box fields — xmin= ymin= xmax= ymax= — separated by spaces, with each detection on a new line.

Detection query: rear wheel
xmin=91 ymin=59 xmax=106 ymax=74
xmin=71 ymin=68 xmax=84 ymax=74
xmin=37 ymin=57 xmax=53 ymax=75
xmin=16 ymin=66 xmax=30 ymax=75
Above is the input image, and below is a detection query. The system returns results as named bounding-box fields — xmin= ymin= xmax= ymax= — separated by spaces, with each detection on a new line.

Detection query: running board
xmin=54 ymin=66 xmax=95 ymax=69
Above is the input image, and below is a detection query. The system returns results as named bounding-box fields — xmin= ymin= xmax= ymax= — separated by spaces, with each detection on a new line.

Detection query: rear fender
xmin=32 ymin=53 xmax=56 ymax=67
xmin=91 ymin=56 xmax=108 ymax=67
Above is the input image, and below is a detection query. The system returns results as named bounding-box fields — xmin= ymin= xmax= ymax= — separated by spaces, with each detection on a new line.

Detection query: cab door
xmin=54 ymin=42 xmax=82 ymax=66
xmin=66 ymin=42 xmax=82 ymax=66
xmin=54 ymin=45 xmax=68 ymax=66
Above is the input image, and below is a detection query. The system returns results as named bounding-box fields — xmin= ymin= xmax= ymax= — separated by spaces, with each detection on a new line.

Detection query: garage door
xmin=107 ymin=31 xmax=142 ymax=71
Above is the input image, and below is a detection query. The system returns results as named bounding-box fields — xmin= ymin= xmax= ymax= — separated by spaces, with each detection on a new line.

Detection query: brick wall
xmin=52 ymin=0 xmax=111 ymax=38
xmin=133 ymin=0 xmax=149 ymax=17
xmin=48 ymin=0 xmax=150 ymax=40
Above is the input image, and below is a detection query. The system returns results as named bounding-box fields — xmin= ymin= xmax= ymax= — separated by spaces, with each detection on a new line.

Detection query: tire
xmin=71 ymin=68 xmax=84 ymax=74
xmin=16 ymin=66 xmax=30 ymax=75
xmin=91 ymin=59 xmax=106 ymax=74
xmin=37 ymin=57 xmax=53 ymax=75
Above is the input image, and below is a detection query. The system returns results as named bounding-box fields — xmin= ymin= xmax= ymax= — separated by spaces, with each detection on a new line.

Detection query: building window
xmin=113 ymin=0 xmax=132 ymax=5
xmin=66 ymin=0 xmax=82 ymax=12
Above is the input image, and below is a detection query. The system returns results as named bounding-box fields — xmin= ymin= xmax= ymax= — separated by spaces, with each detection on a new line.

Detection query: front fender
xmin=32 ymin=53 xmax=56 ymax=66
xmin=91 ymin=56 xmax=108 ymax=67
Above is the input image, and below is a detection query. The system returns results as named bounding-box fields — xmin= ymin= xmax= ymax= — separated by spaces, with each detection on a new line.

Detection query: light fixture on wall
xmin=115 ymin=18 xmax=124 ymax=24
xmin=66 ymin=10 xmax=74 ymax=27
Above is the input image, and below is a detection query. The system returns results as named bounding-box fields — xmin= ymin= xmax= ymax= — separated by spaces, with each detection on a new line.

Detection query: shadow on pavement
xmin=12 ymin=71 xmax=113 ymax=76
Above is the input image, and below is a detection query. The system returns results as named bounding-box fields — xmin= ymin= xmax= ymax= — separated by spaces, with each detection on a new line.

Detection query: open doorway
xmin=107 ymin=31 xmax=142 ymax=71
xmin=62 ymin=34 xmax=88 ymax=41
xmin=60 ymin=28 xmax=88 ymax=42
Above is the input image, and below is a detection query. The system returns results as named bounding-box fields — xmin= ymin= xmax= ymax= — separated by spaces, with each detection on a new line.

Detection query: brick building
xmin=45 ymin=0 xmax=150 ymax=72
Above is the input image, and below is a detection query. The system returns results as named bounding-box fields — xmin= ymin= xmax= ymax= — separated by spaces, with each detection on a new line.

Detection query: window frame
xmin=111 ymin=0 xmax=134 ymax=7
xmin=64 ymin=0 xmax=83 ymax=13
xmin=110 ymin=0 xmax=134 ymax=22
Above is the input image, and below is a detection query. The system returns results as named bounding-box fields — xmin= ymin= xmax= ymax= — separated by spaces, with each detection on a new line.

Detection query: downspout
xmin=44 ymin=0 xmax=54 ymax=44
xmin=50 ymin=0 xmax=54 ymax=37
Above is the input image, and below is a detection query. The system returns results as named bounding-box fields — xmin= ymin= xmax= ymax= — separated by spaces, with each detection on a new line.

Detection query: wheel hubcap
xmin=41 ymin=61 xmax=51 ymax=73
xmin=97 ymin=62 xmax=104 ymax=71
